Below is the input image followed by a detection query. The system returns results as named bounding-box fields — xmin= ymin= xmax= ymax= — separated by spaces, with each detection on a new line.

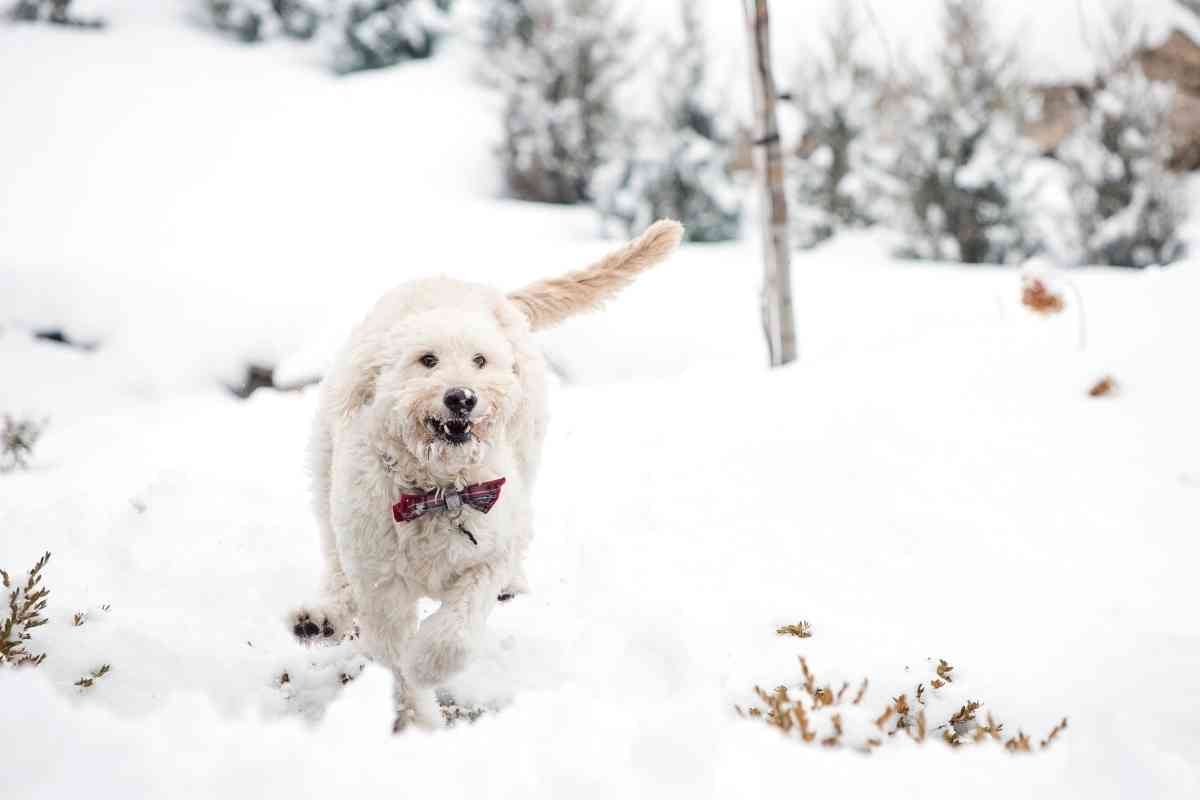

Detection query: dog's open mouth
xmin=427 ymin=416 xmax=474 ymax=445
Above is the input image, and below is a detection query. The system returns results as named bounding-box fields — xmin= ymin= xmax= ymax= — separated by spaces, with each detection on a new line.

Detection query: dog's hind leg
xmin=497 ymin=562 xmax=530 ymax=603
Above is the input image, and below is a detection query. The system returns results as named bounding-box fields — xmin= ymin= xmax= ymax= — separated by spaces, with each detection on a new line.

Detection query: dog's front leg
xmin=391 ymin=664 xmax=440 ymax=732
xmin=333 ymin=494 xmax=438 ymax=729
xmin=346 ymin=570 xmax=441 ymax=731
xmin=404 ymin=565 xmax=504 ymax=688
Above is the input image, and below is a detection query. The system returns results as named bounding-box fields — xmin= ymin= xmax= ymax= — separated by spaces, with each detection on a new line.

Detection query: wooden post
xmin=744 ymin=0 xmax=797 ymax=366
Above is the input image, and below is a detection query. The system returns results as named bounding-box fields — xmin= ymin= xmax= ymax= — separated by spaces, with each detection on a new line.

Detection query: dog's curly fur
xmin=292 ymin=220 xmax=683 ymax=729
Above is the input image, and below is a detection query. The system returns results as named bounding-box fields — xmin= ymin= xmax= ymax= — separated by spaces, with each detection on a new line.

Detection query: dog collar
xmin=392 ymin=478 xmax=506 ymax=523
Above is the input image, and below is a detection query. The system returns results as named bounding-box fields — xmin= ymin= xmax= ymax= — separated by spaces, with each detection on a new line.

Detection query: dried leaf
xmin=1021 ymin=277 xmax=1064 ymax=314
xmin=1040 ymin=717 xmax=1068 ymax=749
xmin=1088 ymin=376 xmax=1116 ymax=397
xmin=776 ymin=621 xmax=813 ymax=638
xmin=1005 ymin=731 xmax=1032 ymax=752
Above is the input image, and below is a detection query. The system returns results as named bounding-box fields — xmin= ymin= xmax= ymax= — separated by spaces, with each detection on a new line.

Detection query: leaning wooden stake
xmin=744 ymin=0 xmax=796 ymax=366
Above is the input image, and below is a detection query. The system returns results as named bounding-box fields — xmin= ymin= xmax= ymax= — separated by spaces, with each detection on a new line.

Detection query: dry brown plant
xmin=1 ymin=552 xmax=51 ymax=667
xmin=739 ymin=627 xmax=1068 ymax=755
xmin=1021 ymin=277 xmax=1064 ymax=314
xmin=1088 ymin=376 xmax=1116 ymax=397
xmin=776 ymin=621 xmax=813 ymax=638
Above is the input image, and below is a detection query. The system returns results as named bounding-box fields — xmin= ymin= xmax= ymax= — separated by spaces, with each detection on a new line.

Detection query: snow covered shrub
xmin=9 ymin=0 xmax=104 ymax=28
xmin=594 ymin=143 xmax=741 ymax=241
xmin=873 ymin=0 xmax=1039 ymax=264
xmin=203 ymin=1 xmax=452 ymax=71
xmin=593 ymin=3 xmax=741 ymax=242
xmin=333 ymin=0 xmax=454 ymax=74
xmin=1 ymin=415 xmax=45 ymax=473
xmin=206 ymin=0 xmax=325 ymax=43
xmin=1 ymin=552 xmax=51 ymax=668
xmin=490 ymin=0 xmax=634 ymax=204
xmin=479 ymin=0 xmax=533 ymax=52
xmin=786 ymin=5 xmax=880 ymax=248
xmin=1056 ymin=64 xmax=1186 ymax=267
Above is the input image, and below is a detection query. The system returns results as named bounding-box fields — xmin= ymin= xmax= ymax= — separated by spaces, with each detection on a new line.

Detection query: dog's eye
xmin=473 ymin=354 xmax=487 ymax=369
xmin=419 ymin=354 xmax=438 ymax=369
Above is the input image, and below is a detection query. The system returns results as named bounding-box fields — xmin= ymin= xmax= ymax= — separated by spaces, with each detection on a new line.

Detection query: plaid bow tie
xmin=392 ymin=478 xmax=506 ymax=523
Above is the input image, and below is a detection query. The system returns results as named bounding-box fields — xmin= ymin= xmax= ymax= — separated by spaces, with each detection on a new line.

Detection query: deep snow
xmin=3 ymin=2 xmax=1200 ymax=798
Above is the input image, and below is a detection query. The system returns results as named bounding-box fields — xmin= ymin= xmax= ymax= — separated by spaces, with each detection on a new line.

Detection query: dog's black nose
xmin=444 ymin=387 xmax=477 ymax=415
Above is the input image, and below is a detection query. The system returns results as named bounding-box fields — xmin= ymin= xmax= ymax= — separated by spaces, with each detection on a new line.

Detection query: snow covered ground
xmin=3 ymin=2 xmax=1200 ymax=798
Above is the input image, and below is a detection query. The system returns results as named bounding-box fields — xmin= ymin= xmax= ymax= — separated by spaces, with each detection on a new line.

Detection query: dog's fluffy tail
xmin=507 ymin=219 xmax=684 ymax=332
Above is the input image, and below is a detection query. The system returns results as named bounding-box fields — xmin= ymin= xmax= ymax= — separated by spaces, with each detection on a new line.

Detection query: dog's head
xmin=328 ymin=220 xmax=682 ymax=480
xmin=343 ymin=305 xmax=526 ymax=475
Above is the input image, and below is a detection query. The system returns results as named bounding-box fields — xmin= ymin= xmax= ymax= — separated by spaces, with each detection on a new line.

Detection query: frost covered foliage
xmin=203 ymin=1 xmax=451 ymax=73
xmin=875 ymin=0 xmax=1038 ymax=264
xmin=490 ymin=0 xmax=634 ymax=204
xmin=593 ymin=3 xmax=741 ymax=242
xmin=9 ymin=0 xmax=104 ymax=27
xmin=480 ymin=0 xmax=534 ymax=52
xmin=206 ymin=0 xmax=326 ymax=43
xmin=1 ymin=415 xmax=45 ymax=473
xmin=787 ymin=6 xmax=880 ymax=248
xmin=1056 ymin=66 xmax=1186 ymax=267
xmin=334 ymin=0 xmax=454 ymax=74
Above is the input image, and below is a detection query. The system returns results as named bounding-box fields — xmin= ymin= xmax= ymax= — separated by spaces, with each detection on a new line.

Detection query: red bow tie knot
xmin=392 ymin=478 xmax=506 ymax=523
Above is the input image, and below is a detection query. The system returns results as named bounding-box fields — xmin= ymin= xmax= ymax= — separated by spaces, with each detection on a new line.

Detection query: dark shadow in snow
xmin=33 ymin=328 xmax=97 ymax=352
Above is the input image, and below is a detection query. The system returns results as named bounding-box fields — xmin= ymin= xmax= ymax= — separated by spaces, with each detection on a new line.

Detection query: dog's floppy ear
xmin=327 ymin=329 xmax=388 ymax=419
xmin=507 ymin=219 xmax=684 ymax=332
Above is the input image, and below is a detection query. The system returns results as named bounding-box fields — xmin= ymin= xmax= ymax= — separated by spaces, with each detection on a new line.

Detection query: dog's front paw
xmin=392 ymin=682 xmax=439 ymax=733
xmin=392 ymin=701 xmax=439 ymax=733
xmin=405 ymin=624 xmax=471 ymax=687
xmin=289 ymin=606 xmax=351 ymax=645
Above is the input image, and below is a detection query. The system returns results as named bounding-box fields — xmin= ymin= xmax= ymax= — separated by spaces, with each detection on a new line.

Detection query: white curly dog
xmin=292 ymin=220 xmax=683 ymax=730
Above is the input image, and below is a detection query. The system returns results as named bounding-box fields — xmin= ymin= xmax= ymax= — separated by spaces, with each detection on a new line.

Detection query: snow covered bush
xmin=479 ymin=0 xmax=534 ymax=52
xmin=872 ymin=0 xmax=1039 ymax=264
xmin=1055 ymin=64 xmax=1186 ymax=268
xmin=593 ymin=3 xmax=741 ymax=242
xmin=333 ymin=0 xmax=454 ymax=74
xmin=489 ymin=0 xmax=634 ymax=204
xmin=9 ymin=0 xmax=104 ymax=28
xmin=1 ymin=415 xmax=45 ymax=473
xmin=203 ymin=1 xmax=451 ymax=73
xmin=786 ymin=6 xmax=880 ymax=248
xmin=205 ymin=0 xmax=325 ymax=43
